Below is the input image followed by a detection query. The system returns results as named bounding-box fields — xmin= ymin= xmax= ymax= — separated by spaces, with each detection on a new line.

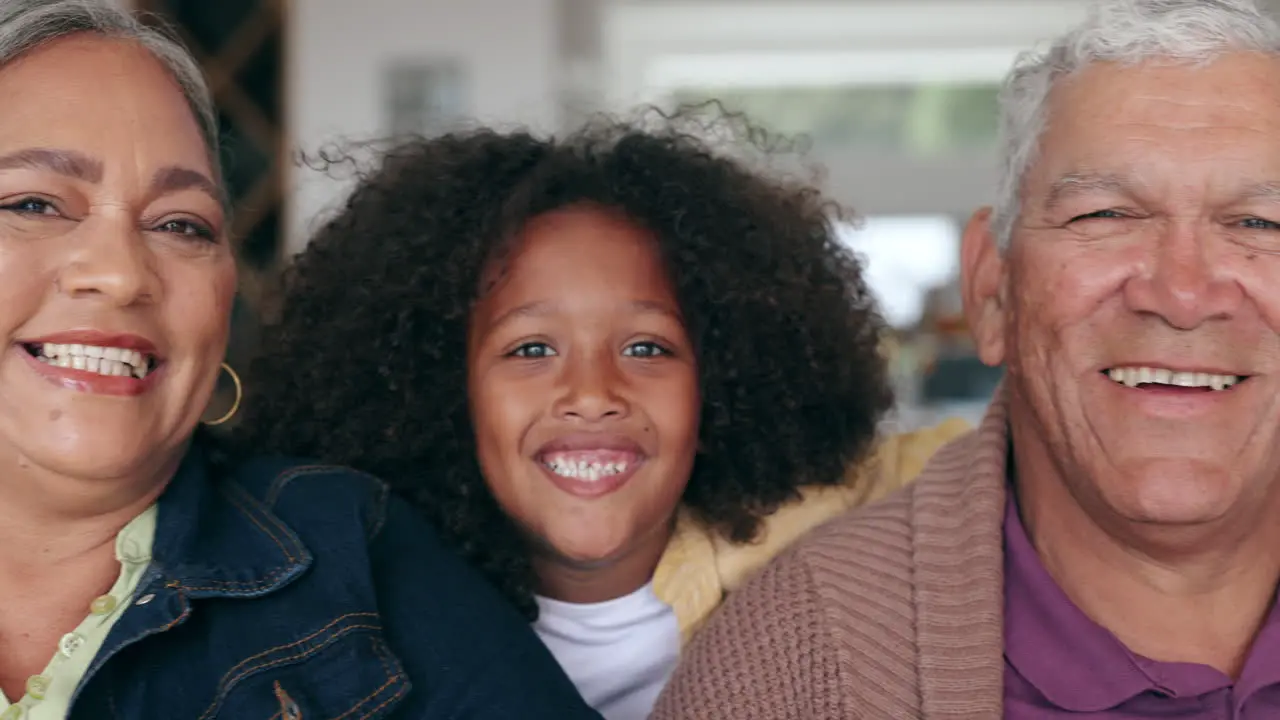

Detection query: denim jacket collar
xmin=151 ymin=443 xmax=312 ymax=599
xmin=73 ymin=443 xmax=602 ymax=719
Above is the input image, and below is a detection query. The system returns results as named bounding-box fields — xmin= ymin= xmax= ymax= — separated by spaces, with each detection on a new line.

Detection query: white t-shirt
xmin=533 ymin=582 xmax=681 ymax=720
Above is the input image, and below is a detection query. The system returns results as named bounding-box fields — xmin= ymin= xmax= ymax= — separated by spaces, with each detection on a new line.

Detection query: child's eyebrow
xmin=488 ymin=299 xmax=682 ymax=331
xmin=629 ymin=300 xmax=684 ymax=322
xmin=487 ymin=301 xmax=554 ymax=331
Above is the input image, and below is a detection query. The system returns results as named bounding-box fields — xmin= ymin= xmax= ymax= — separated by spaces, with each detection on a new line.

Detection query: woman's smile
xmin=17 ymin=330 xmax=163 ymax=396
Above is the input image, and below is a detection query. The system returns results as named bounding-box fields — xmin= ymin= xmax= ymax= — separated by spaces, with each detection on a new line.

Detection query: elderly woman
xmin=0 ymin=2 xmax=600 ymax=718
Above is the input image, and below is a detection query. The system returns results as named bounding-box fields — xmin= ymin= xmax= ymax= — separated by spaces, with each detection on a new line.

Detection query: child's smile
xmin=536 ymin=433 xmax=647 ymax=499
xmin=467 ymin=204 xmax=701 ymax=603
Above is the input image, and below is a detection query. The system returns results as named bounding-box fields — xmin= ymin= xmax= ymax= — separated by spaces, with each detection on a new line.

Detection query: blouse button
xmin=58 ymin=632 xmax=84 ymax=658
xmin=25 ymin=674 xmax=49 ymax=700
xmin=90 ymin=594 xmax=118 ymax=615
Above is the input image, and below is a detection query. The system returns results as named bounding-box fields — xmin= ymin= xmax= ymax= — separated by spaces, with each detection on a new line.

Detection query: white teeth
xmin=1106 ymin=366 xmax=1240 ymax=391
xmin=543 ymin=458 xmax=630 ymax=482
xmin=35 ymin=343 xmax=151 ymax=379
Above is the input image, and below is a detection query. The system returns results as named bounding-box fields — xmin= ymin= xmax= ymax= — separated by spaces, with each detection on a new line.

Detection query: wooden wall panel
xmin=136 ymin=0 xmax=289 ymax=423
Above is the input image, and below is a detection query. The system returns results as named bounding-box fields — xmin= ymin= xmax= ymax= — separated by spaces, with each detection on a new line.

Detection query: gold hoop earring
xmin=203 ymin=362 xmax=242 ymax=426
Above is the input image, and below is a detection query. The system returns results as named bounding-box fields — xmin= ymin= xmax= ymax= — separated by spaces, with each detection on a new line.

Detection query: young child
xmin=240 ymin=108 xmax=968 ymax=720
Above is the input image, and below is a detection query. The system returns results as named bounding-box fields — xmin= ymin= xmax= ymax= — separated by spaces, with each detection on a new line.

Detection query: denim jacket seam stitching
xmin=166 ymin=485 xmax=297 ymax=594
xmin=264 ymin=464 xmax=343 ymax=507
xmin=265 ymin=464 xmax=386 ymax=509
xmin=197 ymin=612 xmax=382 ymax=720
xmin=201 ymin=623 xmax=382 ymax=716
xmin=263 ymin=464 xmax=390 ymax=546
xmin=220 ymin=480 xmax=304 ymax=564
xmin=350 ymin=680 xmax=409 ymax=720
xmin=332 ymin=639 xmax=407 ymax=719
xmin=166 ymin=569 xmax=292 ymax=593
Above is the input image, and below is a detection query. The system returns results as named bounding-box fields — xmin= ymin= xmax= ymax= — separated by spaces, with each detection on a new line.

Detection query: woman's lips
xmin=16 ymin=344 xmax=163 ymax=397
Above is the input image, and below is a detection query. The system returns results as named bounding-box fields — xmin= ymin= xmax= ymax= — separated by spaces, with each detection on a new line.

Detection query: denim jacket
xmin=68 ymin=442 xmax=601 ymax=719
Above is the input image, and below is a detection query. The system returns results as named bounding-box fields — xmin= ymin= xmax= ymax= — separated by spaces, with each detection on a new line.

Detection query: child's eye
xmin=510 ymin=342 xmax=557 ymax=359
xmin=622 ymin=341 xmax=671 ymax=358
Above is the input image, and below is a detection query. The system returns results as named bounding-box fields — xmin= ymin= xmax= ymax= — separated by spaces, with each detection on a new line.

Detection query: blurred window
xmin=834 ymin=215 xmax=960 ymax=330
xmin=385 ymin=62 xmax=466 ymax=137
xmin=672 ymin=83 xmax=999 ymax=156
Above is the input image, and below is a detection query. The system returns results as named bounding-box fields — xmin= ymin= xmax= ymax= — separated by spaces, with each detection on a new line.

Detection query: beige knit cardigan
xmin=653 ymin=419 xmax=971 ymax=645
xmin=651 ymin=390 xmax=1011 ymax=719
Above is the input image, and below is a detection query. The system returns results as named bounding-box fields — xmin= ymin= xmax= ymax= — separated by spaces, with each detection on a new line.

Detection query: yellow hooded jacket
xmin=651 ymin=418 xmax=971 ymax=643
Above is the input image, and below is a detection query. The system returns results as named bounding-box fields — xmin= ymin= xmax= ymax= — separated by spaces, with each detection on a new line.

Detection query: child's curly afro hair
xmin=238 ymin=105 xmax=895 ymax=618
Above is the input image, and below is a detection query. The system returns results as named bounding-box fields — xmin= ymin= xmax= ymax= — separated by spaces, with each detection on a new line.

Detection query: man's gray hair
xmin=0 ymin=0 xmax=222 ymax=190
xmin=993 ymin=0 xmax=1280 ymax=248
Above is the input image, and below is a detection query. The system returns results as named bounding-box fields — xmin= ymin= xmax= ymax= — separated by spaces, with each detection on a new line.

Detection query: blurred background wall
xmin=121 ymin=0 xmax=1280 ymax=427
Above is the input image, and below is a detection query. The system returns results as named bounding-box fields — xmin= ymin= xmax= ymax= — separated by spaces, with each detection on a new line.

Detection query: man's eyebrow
xmin=1234 ymin=181 xmax=1280 ymax=204
xmin=1044 ymin=176 xmax=1280 ymax=208
xmin=1042 ymin=171 xmax=1132 ymax=211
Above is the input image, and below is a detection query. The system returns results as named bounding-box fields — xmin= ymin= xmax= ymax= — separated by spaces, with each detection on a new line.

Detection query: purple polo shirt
xmin=1003 ymin=492 xmax=1280 ymax=718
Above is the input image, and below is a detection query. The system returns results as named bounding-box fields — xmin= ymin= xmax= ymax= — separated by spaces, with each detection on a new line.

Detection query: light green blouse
xmin=0 ymin=504 xmax=157 ymax=719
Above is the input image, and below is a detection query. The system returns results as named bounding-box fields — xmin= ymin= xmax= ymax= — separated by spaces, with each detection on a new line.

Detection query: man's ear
xmin=960 ymin=206 xmax=1007 ymax=367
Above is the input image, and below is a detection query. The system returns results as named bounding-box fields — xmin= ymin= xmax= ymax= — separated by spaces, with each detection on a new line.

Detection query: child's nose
xmin=554 ymin=358 xmax=630 ymax=422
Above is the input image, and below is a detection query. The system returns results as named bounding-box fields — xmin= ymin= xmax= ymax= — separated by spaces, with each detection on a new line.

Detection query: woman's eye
xmin=622 ymin=341 xmax=671 ymax=358
xmin=0 ymin=197 xmax=57 ymax=216
xmin=510 ymin=342 xmax=557 ymax=359
xmin=155 ymin=218 xmax=216 ymax=241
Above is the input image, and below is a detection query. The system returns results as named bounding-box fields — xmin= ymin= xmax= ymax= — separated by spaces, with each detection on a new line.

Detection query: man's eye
xmin=1069 ymin=209 xmax=1125 ymax=223
xmin=0 ymin=197 xmax=57 ymax=216
xmin=1239 ymin=217 xmax=1280 ymax=231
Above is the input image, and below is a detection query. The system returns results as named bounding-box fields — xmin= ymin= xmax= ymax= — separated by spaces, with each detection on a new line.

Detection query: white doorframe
xmin=599 ymin=0 xmax=1090 ymax=215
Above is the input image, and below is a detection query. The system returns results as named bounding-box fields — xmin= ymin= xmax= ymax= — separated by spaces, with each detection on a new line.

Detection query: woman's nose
xmin=56 ymin=219 xmax=161 ymax=306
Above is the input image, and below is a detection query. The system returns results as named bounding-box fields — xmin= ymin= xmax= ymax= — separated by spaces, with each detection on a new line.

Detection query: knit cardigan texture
xmin=652 ymin=391 xmax=1011 ymax=719
xmin=652 ymin=417 xmax=971 ymax=644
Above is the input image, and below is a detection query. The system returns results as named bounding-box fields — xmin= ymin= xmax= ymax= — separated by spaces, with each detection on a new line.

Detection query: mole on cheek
xmin=48 ymin=410 xmax=61 ymax=422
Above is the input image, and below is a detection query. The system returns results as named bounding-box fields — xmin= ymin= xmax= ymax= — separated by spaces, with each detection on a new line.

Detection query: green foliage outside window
xmin=672 ymin=83 xmax=1000 ymax=156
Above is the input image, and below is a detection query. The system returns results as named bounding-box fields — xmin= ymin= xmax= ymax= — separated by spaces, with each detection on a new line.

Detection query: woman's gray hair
xmin=0 ymin=0 xmax=222 ymax=190
xmin=993 ymin=0 xmax=1280 ymax=249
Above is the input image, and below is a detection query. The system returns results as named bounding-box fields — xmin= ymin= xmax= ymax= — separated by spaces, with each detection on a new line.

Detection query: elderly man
xmin=651 ymin=0 xmax=1280 ymax=717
